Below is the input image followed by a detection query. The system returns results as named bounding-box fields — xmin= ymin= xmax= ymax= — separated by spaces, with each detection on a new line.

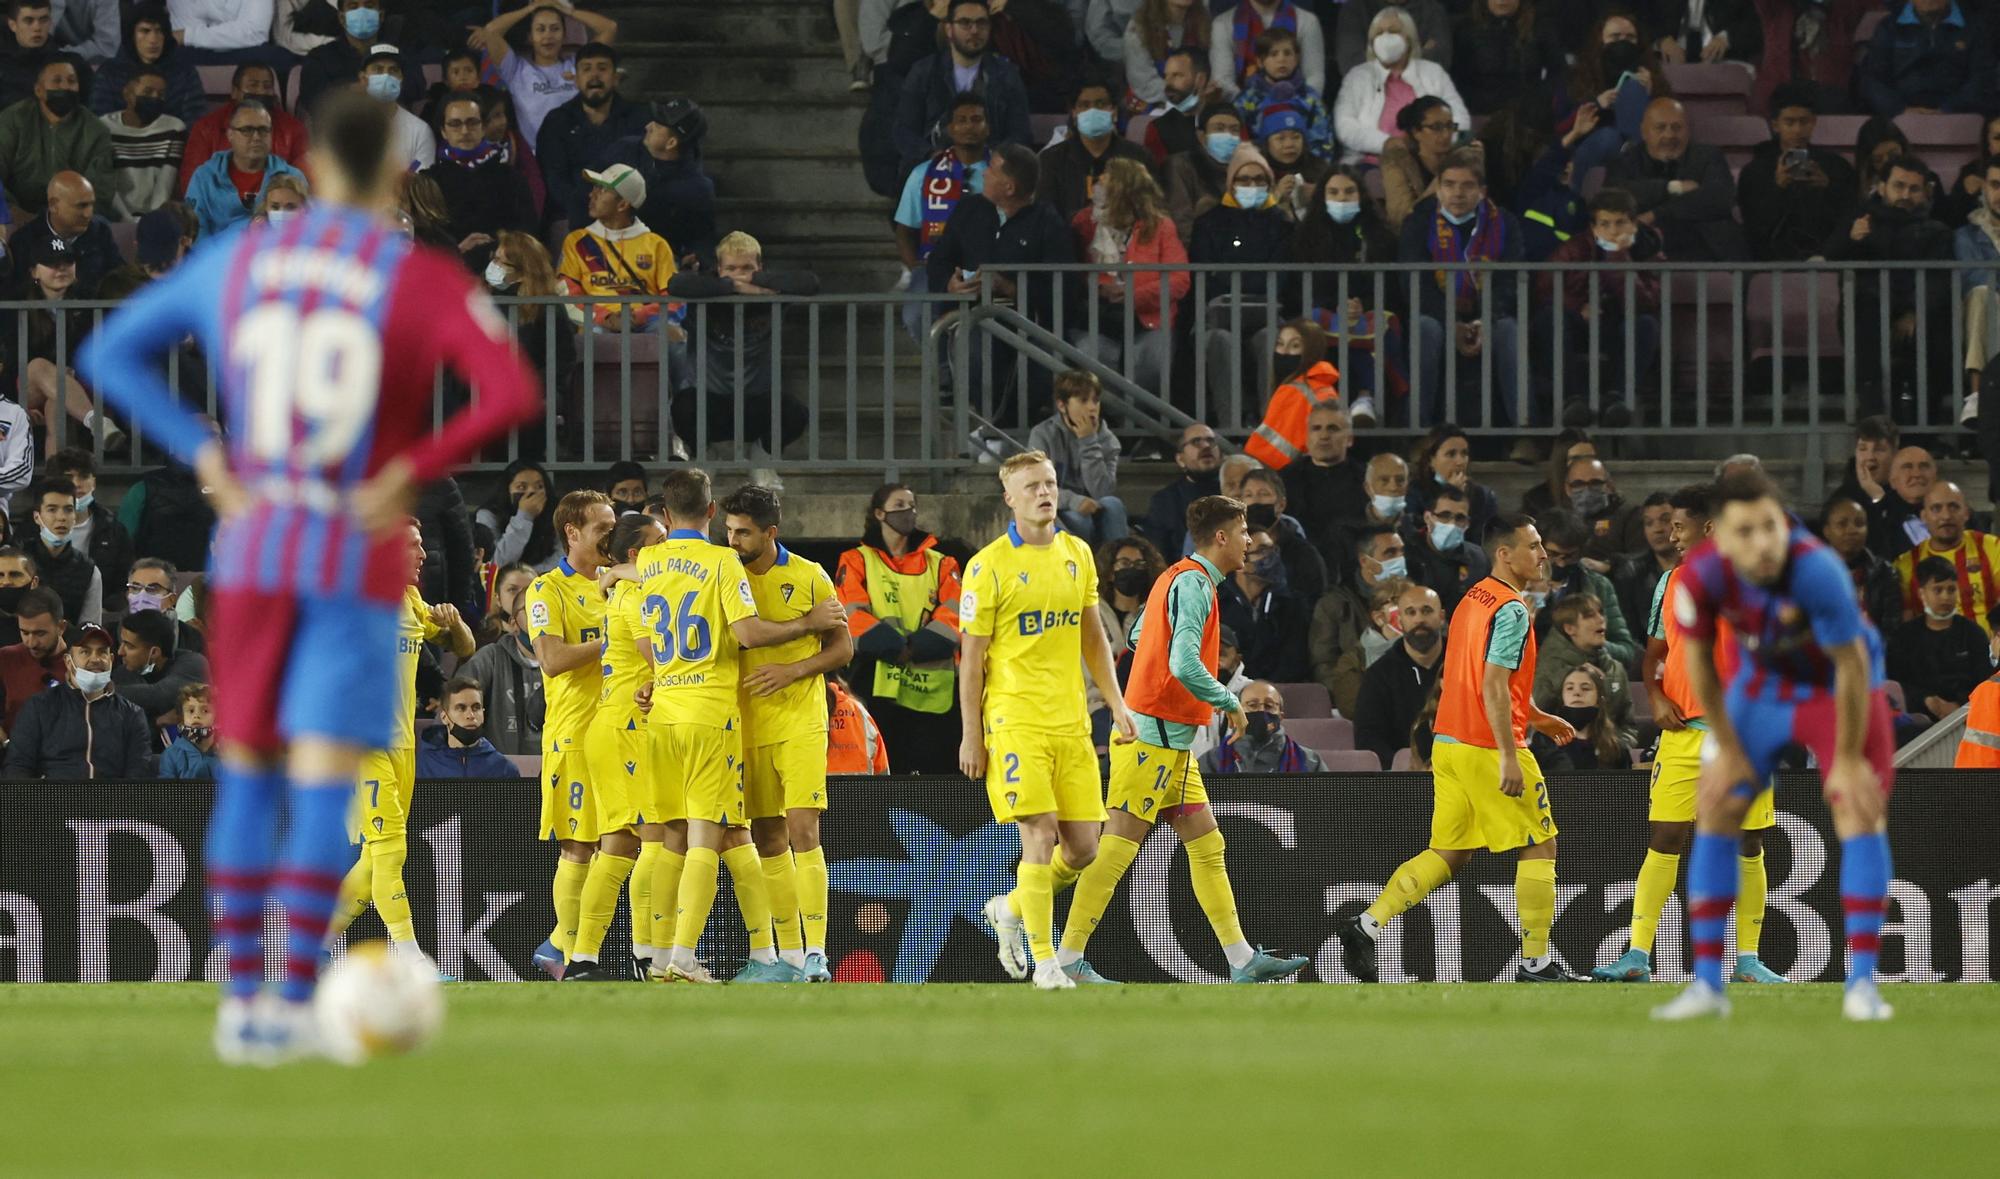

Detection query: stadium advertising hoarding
xmin=1 ymin=774 xmax=1993 ymax=984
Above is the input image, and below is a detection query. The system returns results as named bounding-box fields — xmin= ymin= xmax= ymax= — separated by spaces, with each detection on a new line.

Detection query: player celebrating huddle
xmin=1335 ymin=516 xmax=1586 ymax=983
xmin=964 ymin=451 xmax=1135 ymax=991
xmin=1597 ymin=484 xmax=1784 ymax=985
xmin=638 ymin=470 xmax=846 ymax=984
xmin=1056 ymin=495 xmax=1308 ymax=984
xmin=723 ymin=485 xmax=854 ymax=983
xmin=1654 ymin=472 xmax=1898 ymax=1022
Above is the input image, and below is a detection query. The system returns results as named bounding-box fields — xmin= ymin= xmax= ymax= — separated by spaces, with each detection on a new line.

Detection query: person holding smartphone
xmin=1736 ymin=81 xmax=1858 ymax=261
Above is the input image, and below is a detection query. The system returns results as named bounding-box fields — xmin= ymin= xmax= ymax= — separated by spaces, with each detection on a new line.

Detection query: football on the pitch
xmin=314 ymin=941 xmax=446 ymax=1065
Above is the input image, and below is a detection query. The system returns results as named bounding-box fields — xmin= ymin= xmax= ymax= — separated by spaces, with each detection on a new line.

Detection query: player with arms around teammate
xmin=76 ymin=91 xmax=540 ymax=1062
xmin=634 ymin=470 xmax=847 ymax=983
xmin=964 ymin=451 xmax=1136 ymax=990
xmin=1334 ymin=515 xmax=1586 ymax=984
xmin=724 ymin=485 xmax=855 ymax=983
xmin=1597 ymin=484 xmax=1786 ymax=984
xmin=526 ymin=491 xmax=623 ymax=980
xmin=1654 ymin=472 xmax=1898 ymax=1022
xmin=1056 ymin=495 xmax=1310 ymax=984
xmin=329 ymin=519 xmax=475 ymax=958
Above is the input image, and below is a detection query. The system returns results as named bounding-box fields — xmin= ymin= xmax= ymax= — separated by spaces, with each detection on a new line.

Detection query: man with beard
xmin=1827 ymin=155 xmax=1957 ymax=418
xmin=1351 ymin=581 xmax=1445 ymax=772
xmin=536 ymin=42 xmax=650 ymax=230
xmin=1143 ymin=423 xmax=1223 ymax=556
xmin=892 ymin=0 xmax=1032 ymax=182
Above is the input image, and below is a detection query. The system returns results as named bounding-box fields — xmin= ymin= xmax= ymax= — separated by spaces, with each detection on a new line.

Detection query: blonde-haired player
xmin=632 ymin=469 xmax=846 ymax=983
xmin=526 ymin=490 xmax=618 ymax=979
xmin=330 ymin=519 xmax=475 ymax=955
xmin=722 ymin=483 xmax=853 ymax=983
xmin=964 ymin=450 xmax=1135 ymax=990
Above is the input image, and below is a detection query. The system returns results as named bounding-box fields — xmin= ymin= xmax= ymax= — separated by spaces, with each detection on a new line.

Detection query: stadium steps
xmin=701 ymin=148 xmax=884 ymax=204
xmin=714 ymin=196 xmax=886 ymax=241
xmin=634 ymin=0 xmax=839 ymax=44
xmin=618 ymin=41 xmax=857 ymax=101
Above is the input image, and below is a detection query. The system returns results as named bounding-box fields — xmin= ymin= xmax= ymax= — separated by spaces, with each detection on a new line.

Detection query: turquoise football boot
xmin=1732 ymin=954 xmax=1788 ymax=984
xmin=1231 ymin=948 xmax=1309 ymax=982
xmin=1060 ymin=959 xmax=1119 ymax=984
xmin=1590 ymin=948 xmax=1652 ymax=982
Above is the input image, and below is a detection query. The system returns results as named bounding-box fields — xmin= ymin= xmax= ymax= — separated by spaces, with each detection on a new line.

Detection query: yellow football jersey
xmin=742 ymin=545 xmax=839 ymax=746
xmin=595 ymin=580 xmax=650 ymax=732
xmin=959 ymin=523 xmax=1097 ymax=736
xmin=636 ymin=531 xmax=758 ymax=729
xmin=389 ymin=585 xmax=443 ymax=751
xmin=526 ymin=558 xmax=608 ymax=747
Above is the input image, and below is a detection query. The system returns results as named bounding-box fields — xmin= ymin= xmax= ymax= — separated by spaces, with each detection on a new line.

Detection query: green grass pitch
xmin=5 ymin=983 xmax=1996 ymax=1177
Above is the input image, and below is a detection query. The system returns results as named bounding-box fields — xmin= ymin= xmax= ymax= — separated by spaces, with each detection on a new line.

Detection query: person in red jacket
xmin=1067 ymin=157 xmax=1191 ymax=397
xmin=1540 ymin=186 xmax=1660 ymax=429
xmin=176 ymin=63 xmax=310 ymax=198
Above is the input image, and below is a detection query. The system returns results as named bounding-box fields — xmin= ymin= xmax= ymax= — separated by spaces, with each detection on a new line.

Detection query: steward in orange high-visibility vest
xmin=1955 ymin=674 xmax=2000 ymax=768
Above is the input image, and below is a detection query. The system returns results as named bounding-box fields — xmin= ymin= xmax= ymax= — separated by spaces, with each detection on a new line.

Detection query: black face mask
xmin=1245 ymin=503 xmax=1280 ymax=530
xmin=1273 ymin=351 xmax=1299 ymax=378
xmin=449 ymin=724 xmax=485 ymax=746
xmin=881 ymin=508 xmax=917 ymax=536
xmin=133 ymin=96 xmax=166 ymax=124
xmin=0 ymin=585 xmax=25 ymax=613
xmin=1112 ymin=567 xmax=1151 ymax=598
xmin=43 ymin=89 xmax=80 ymax=117
xmin=1245 ymin=710 xmax=1279 ymax=741
xmin=1600 ymin=40 xmax=1642 ymax=76
xmin=1555 ymin=704 xmax=1599 ymax=731
xmin=183 ymin=725 xmax=213 ymax=744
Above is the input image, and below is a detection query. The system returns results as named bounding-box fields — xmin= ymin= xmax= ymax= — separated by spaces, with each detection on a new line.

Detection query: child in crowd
xmin=1026 ymin=369 xmax=1127 ymax=545
xmin=1233 ymin=29 xmax=1330 ymax=161
xmin=160 ymin=683 xmax=220 ymax=781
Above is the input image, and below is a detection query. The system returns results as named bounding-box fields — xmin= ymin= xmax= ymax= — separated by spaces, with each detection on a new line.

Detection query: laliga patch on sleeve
xmin=529 ymin=599 xmax=552 ymax=631
xmin=960 ymin=592 xmax=978 ymax=622
xmin=738 ymin=580 xmax=755 ymax=609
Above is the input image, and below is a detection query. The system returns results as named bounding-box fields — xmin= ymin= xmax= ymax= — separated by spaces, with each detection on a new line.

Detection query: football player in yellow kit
xmin=722 ymin=485 xmax=853 ymax=983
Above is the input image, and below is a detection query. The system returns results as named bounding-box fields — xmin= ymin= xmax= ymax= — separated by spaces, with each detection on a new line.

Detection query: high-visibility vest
xmin=828 ymin=682 xmax=891 ymax=774
xmin=1435 ymin=576 xmax=1536 ymax=748
xmin=1125 ymin=558 xmax=1220 ymax=727
xmin=860 ymin=545 xmax=956 ymax=714
xmin=1244 ymin=361 xmax=1340 ymax=469
xmin=1956 ymin=676 xmax=2000 ymax=768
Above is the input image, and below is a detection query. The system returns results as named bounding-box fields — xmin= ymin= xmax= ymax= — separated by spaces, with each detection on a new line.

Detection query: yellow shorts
xmin=1429 ymin=740 xmax=1559 ymax=852
xmin=657 ymin=722 xmax=743 ymax=827
xmin=1663 ymin=726 xmax=1776 ymax=829
xmin=746 ymin=736 xmax=829 ymax=819
xmin=584 ymin=721 xmax=650 ymax=832
xmin=538 ymin=745 xmax=600 ymax=843
xmin=353 ymin=748 xmax=416 ymax=843
xmin=1106 ymin=739 xmax=1207 ymax=821
xmin=985 ymin=725 xmax=1104 ymax=824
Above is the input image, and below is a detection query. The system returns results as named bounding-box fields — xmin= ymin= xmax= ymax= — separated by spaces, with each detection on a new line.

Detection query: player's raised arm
xmin=75 ymin=243 xmax=229 ymax=468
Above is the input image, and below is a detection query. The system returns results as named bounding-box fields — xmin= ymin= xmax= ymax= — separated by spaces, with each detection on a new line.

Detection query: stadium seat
xmin=1390 ymin=747 xmax=1414 ymax=770
xmin=1895 ymin=112 xmax=1983 ymax=186
xmin=285 ymin=64 xmax=303 ymax=111
xmin=1629 ymin=680 xmax=1653 ymax=727
xmin=110 ymin=219 xmax=137 ymax=265
xmin=1317 ymin=749 xmax=1380 ymax=771
xmin=588 ymin=328 xmax=663 ymax=457
xmin=1273 ymin=681 xmax=1332 ymax=718
xmin=1660 ymin=270 xmax=1741 ymax=403
xmin=1577 ymin=165 xmax=1605 ymax=201
xmin=1660 ymin=62 xmax=1754 ymax=118
xmin=1853 ymin=10 xmax=1888 ymax=64
xmin=1030 ymin=113 xmax=1066 ymax=146
xmin=1284 ymin=716 xmax=1353 ymax=751
xmin=1125 ymin=113 xmax=1152 ymax=147
xmin=1690 ymin=113 xmax=1771 ymax=175
xmin=1748 ymin=271 xmax=1843 ymax=363
xmin=196 ymin=65 xmax=234 ymax=105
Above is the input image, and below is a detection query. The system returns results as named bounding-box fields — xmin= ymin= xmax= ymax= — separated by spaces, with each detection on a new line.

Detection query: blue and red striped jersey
xmin=1673 ymin=525 xmax=1886 ymax=703
xmin=79 ymin=206 xmax=541 ymax=604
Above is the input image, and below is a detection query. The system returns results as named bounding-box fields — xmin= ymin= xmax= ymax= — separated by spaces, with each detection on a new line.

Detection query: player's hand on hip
xmin=958 ymin=735 xmax=987 ymax=779
xmin=352 ymin=457 xmax=420 ymax=534
xmin=804 ymin=596 xmax=848 ymax=631
xmin=195 ymin=442 xmax=250 ymax=522
xmin=744 ymin=661 xmax=799 ymax=697
xmin=1498 ymin=754 xmax=1525 ymax=797
xmin=1653 ymin=693 xmax=1686 ymax=731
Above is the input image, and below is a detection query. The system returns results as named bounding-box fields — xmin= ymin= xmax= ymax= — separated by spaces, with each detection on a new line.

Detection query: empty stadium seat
xmin=1853 ymin=9 xmax=1889 ymax=61
xmin=588 ymin=328 xmax=664 ymax=457
xmin=1390 ymin=748 xmax=1414 ymax=770
xmin=286 ymin=64 xmax=303 ymax=111
xmin=1810 ymin=115 xmax=1866 ymax=158
xmin=1284 ymin=716 xmax=1353 ymax=751
xmin=1272 ymin=681 xmax=1332 ymax=718
xmin=110 ymin=219 xmax=137 ymax=265
xmin=1317 ymin=749 xmax=1381 ymax=771
xmin=1691 ymin=114 xmax=1771 ymax=175
xmin=1895 ymin=112 xmax=1983 ymax=185
xmin=1661 ymin=62 xmax=1754 ymax=119
xmin=196 ymin=65 xmax=234 ymax=104
xmin=1748 ymin=271 xmax=1844 ymax=362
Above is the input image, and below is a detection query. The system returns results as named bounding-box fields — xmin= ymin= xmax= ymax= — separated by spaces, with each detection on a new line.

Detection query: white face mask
xmin=1925 ymin=602 xmax=1958 ymax=621
xmin=74 ymin=666 xmax=111 ymax=694
xmin=1233 ymin=184 xmax=1268 ymax=209
xmin=1373 ymin=32 xmax=1408 ymax=64
xmin=267 ymin=207 xmax=300 ymax=224
xmin=484 ymin=260 xmax=511 ymax=287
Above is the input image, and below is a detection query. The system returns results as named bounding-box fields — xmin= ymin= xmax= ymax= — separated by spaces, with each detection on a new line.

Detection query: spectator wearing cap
xmin=1257 ymin=104 xmax=1329 ymax=218
xmin=592 ymin=97 xmax=718 ymax=264
xmin=472 ymin=1 xmax=620 ymax=150
xmin=0 ymin=55 xmax=114 ymax=216
xmin=556 ymin=163 xmax=678 ymax=331
xmin=134 ymin=206 xmax=191 ymax=276
xmin=42 ymin=447 xmax=131 ymax=619
xmin=665 ymin=230 xmax=820 ymax=464
xmin=421 ymin=93 xmax=536 ymax=273
xmin=99 ymin=65 xmax=187 ymax=220
xmin=356 ymin=45 xmax=436 ymax=170
xmin=300 ymin=0 xmax=384 ymax=112
xmin=183 ymin=97 xmax=306 ymax=237
xmin=7 ymin=239 xmax=124 ymax=457
xmin=1331 ymin=5 xmax=1468 ymax=165
xmin=89 ymin=5 xmax=205 ymax=123
xmin=4 ymin=171 xmax=119 ymax=294
xmin=175 ymin=63 xmax=309 ymax=197
xmin=0 ymin=584 xmax=65 ymax=731
xmin=1034 ymin=79 xmax=1153 ymax=224
xmin=536 ymin=41 xmax=650 ymax=231
xmin=892 ymin=0 xmax=1033 ymax=180
xmin=1231 ymin=26 xmax=1331 ymax=161
xmin=4 ymin=619 xmax=153 ymax=778
xmin=1860 ymin=0 xmax=1994 ymax=118
xmin=112 ymin=606 xmax=207 ymax=725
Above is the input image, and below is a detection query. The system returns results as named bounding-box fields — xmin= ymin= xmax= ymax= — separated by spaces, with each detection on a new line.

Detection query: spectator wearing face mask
xmin=1352 ymin=580 xmax=1444 ymax=770
xmin=1561 ymin=455 xmax=1646 ymax=565
xmin=457 ymin=587 xmax=546 ymax=756
xmin=604 ymin=461 xmax=649 ymax=514
xmin=1326 ymin=574 xmax=1415 ymax=716
xmin=1139 ymin=47 xmax=1213 ymax=166
xmin=1237 ymin=468 xmax=1327 ymax=603
xmin=417 ymin=676 xmax=521 ymax=778
xmin=123 ymin=556 xmax=201 ymax=654
xmin=1533 ymin=662 xmax=1630 ymax=769
xmin=40 ymin=449 xmax=130 ymax=620
xmin=1219 ymin=523 xmax=1312 ymax=682
xmin=1531 ymin=589 xmax=1632 ymax=744
xmin=111 ymin=606 xmax=207 ymax=725
xmin=1536 ymin=508 xmax=1639 ymax=670
xmin=1246 ymin=318 xmax=1340 ymax=472
xmin=1889 ymin=555 xmax=1996 ymax=722
xmin=1036 ymin=80 xmax=1154 ymax=223
xmin=1088 ymin=532 xmax=1164 ymax=745
xmin=0 ymin=56 xmax=115 ymax=218
xmin=1199 ymin=679 xmax=1327 ymax=772
xmin=4 ymin=621 xmax=152 ymax=778
xmin=300 ymin=0 xmax=384 ymax=114
xmin=1310 ymin=521 xmax=1403 ymax=703
xmin=1163 ymin=104 xmax=1240 ymax=242
xmin=1402 ymin=480 xmax=1487 ymax=615
xmin=101 ymin=67 xmax=187 ymax=222
xmin=19 ymin=479 xmax=101 ymax=631
xmin=475 ymin=460 xmax=560 ymax=572
xmin=159 ymin=681 xmax=220 ymax=779
xmin=90 ymin=5 xmax=204 ymax=122
xmin=354 ymin=45 xmax=437 ymax=171
xmin=0 ymin=547 xmax=39 ymax=647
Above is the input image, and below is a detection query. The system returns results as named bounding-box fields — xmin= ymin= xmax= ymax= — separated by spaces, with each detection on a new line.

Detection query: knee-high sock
xmin=652 ymin=848 xmax=687 ymax=946
xmin=273 ymin=780 xmax=353 ymax=1003
xmin=672 ymin=848 xmax=721 ymax=951
xmin=572 ymin=851 xmax=637 ymax=963
xmin=1364 ymin=850 xmax=1454 ymax=929
xmin=795 ymin=846 xmax=829 ymax=954
xmin=722 ymin=843 xmax=776 ymax=960
xmin=1630 ymin=850 xmax=1680 ymax=955
xmin=550 ymin=857 xmax=588 ymax=958
xmin=630 ymin=843 xmax=661 ymax=953
xmin=1736 ymin=852 xmax=1768 ymax=959
xmin=1184 ymin=829 xmax=1246 ymax=953
xmin=1059 ymin=835 xmax=1139 ymax=956
xmin=1016 ymin=862 xmax=1055 ymax=962
xmin=207 ymin=763 xmax=282 ymax=1000
xmin=1840 ymin=833 xmax=1891 ymax=987
xmin=1050 ymin=846 xmax=1082 ymax=897
xmin=329 ymin=844 xmax=373 ymax=941
xmin=1686 ymin=831 xmax=1739 ymax=991
xmin=369 ymin=835 xmax=415 ymax=944
xmin=1516 ymin=859 xmax=1557 ymax=960
xmin=761 ymin=850 xmax=802 ymax=952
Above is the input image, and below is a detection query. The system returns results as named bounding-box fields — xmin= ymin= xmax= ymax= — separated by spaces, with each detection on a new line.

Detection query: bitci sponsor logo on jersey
xmin=1017 ymin=609 xmax=1082 ymax=636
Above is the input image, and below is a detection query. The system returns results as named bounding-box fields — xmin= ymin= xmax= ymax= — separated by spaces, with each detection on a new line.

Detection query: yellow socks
xmin=1630 ymin=850 xmax=1680 ymax=955
xmin=722 ymin=843 xmax=777 ymax=960
xmin=652 ymin=848 xmax=687 ymax=943
xmin=630 ymin=843 xmax=661 ymax=954
xmin=1050 ymin=846 xmax=1082 ymax=897
xmin=1060 ymin=835 xmax=1139 ymax=956
xmin=330 ymin=844 xmax=372 ymax=939
xmin=1365 ymin=849 xmax=1454 ymax=929
xmin=672 ymin=848 xmax=721 ymax=950
xmin=1737 ymin=852 xmax=1767 ymax=958
xmin=370 ymin=835 xmax=416 ymax=944
xmin=1184 ymin=829 xmax=1244 ymax=949
xmin=1517 ymin=859 xmax=1557 ymax=960
xmin=762 ymin=849 xmax=803 ymax=953
xmin=1016 ymin=861 xmax=1055 ymax=961
xmin=795 ymin=846 xmax=829 ymax=954
xmin=551 ymin=857 xmax=589 ymax=958
xmin=572 ymin=851 xmax=637 ymax=963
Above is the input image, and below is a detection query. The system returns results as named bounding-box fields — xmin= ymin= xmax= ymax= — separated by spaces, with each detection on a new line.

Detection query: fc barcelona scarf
xmin=1231 ymin=0 xmax=1298 ymax=82
xmin=1429 ymin=199 xmax=1506 ymax=307
xmin=919 ymin=149 xmax=984 ymax=259
xmin=1215 ymin=734 xmax=1310 ymax=774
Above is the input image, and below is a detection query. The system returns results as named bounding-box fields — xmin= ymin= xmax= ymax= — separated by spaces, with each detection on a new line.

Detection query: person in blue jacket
xmin=160 ymin=682 xmax=221 ymax=781
xmin=182 ymin=97 xmax=306 ymax=237
xmin=416 ymin=678 xmax=521 ymax=779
